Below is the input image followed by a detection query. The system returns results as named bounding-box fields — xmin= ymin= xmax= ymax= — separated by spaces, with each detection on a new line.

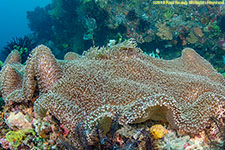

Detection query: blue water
xmin=0 ymin=0 xmax=51 ymax=55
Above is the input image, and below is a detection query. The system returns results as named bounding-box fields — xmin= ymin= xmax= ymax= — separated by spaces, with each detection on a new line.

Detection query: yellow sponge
xmin=6 ymin=129 xmax=35 ymax=147
xmin=150 ymin=124 xmax=168 ymax=139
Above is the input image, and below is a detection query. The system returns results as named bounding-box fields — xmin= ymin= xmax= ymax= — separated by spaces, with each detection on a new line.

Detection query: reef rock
xmin=5 ymin=112 xmax=32 ymax=130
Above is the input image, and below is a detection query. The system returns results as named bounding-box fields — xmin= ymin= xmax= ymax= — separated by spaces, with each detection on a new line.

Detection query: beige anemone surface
xmin=0 ymin=39 xmax=224 ymax=148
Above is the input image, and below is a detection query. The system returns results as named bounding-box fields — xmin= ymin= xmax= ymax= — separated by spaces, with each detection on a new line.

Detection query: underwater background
xmin=0 ymin=0 xmax=225 ymax=74
xmin=0 ymin=0 xmax=225 ymax=149
xmin=0 ymin=0 xmax=51 ymax=57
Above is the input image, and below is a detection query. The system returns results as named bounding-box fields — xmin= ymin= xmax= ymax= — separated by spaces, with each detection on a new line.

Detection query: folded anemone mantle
xmin=1 ymin=40 xmax=225 ymax=147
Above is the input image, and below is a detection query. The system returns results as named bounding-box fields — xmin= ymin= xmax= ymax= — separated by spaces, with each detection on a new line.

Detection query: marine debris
xmin=0 ymin=39 xmax=224 ymax=149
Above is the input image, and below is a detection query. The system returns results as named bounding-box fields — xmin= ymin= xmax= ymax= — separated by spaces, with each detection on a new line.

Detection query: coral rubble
xmin=0 ymin=39 xmax=225 ymax=148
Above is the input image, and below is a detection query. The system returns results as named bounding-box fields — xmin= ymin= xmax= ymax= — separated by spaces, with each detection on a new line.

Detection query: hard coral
xmin=0 ymin=39 xmax=225 ymax=149
xmin=186 ymin=31 xmax=199 ymax=44
xmin=156 ymin=22 xmax=173 ymax=40
xmin=193 ymin=27 xmax=203 ymax=38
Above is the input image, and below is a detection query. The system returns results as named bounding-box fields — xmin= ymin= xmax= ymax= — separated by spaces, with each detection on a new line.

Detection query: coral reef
xmin=0 ymin=102 xmax=69 ymax=149
xmin=24 ymin=0 xmax=225 ymax=74
xmin=0 ymin=39 xmax=224 ymax=148
xmin=27 ymin=0 xmax=87 ymax=57
xmin=156 ymin=130 xmax=211 ymax=149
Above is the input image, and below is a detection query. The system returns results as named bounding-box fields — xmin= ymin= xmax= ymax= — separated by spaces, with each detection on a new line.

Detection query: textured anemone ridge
xmin=1 ymin=40 xmax=225 ymax=148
